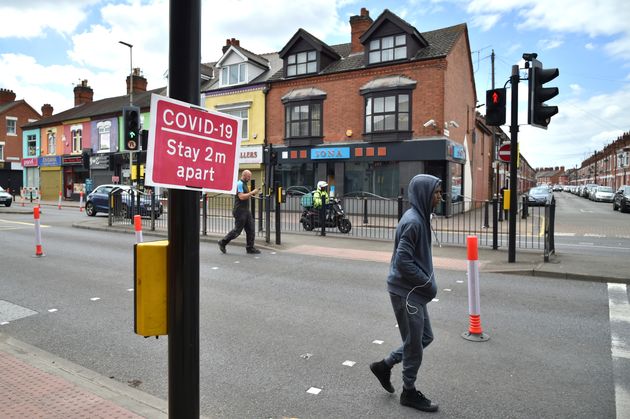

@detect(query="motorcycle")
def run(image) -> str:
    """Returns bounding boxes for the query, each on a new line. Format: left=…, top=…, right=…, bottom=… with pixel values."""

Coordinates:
left=300, top=197, right=352, bottom=233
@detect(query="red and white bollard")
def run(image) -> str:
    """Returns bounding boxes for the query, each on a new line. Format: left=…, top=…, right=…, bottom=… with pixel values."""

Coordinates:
left=20, top=188, right=25, bottom=207
left=33, top=207, right=45, bottom=257
left=462, top=235, right=489, bottom=342
left=134, top=215, right=143, bottom=244
left=58, top=191, right=62, bottom=210
left=79, top=191, right=84, bottom=212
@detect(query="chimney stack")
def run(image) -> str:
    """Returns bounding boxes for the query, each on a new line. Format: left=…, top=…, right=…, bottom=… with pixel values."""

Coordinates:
left=350, top=8, right=373, bottom=54
left=41, top=104, right=53, bottom=118
left=126, top=67, right=148, bottom=94
left=222, top=38, right=240, bottom=54
left=73, top=80, right=93, bottom=106
left=0, top=88, right=17, bottom=105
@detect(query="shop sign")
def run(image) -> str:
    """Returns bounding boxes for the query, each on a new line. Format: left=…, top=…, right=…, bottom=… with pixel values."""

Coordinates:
left=239, top=145, right=263, bottom=164
left=90, top=155, right=110, bottom=169
left=22, top=157, right=39, bottom=167
left=447, top=144, right=466, bottom=161
left=39, top=156, right=62, bottom=167
left=311, top=147, right=350, bottom=160
left=62, top=155, right=83, bottom=165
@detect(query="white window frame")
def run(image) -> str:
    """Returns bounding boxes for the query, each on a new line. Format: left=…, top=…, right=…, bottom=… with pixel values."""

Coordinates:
left=220, top=63, right=247, bottom=86
left=368, top=34, right=407, bottom=64
left=27, top=134, right=37, bottom=156
left=0, top=142, right=4, bottom=160
left=46, top=129, right=56, bottom=155
left=218, top=108, right=249, bottom=140
left=6, top=117, right=17, bottom=136
left=97, top=121, right=112, bottom=152
left=70, top=124, right=82, bottom=154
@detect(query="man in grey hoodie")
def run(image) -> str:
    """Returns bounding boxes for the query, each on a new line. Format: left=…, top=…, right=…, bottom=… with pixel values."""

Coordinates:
left=370, top=174, right=442, bottom=413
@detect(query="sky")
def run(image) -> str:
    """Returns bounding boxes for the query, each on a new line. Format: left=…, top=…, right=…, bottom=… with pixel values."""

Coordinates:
left=1, top=0, right=630, bottom=170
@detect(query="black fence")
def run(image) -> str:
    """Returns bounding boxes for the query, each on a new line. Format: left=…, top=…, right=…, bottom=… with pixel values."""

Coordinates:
left=109, top=189, right=556, bottom=254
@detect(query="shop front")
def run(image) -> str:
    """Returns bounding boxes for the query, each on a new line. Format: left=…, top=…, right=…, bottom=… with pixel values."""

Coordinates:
left=238, top=144, right=264, bottom=188
left=39, top=156, right=62, bottom=200
left=89, top=154, right=114, bottom=190
left=271, top=138, right=467, bottom=215
left=22, top=157, right=39, bottom=196
left=62, top=155, right=88, bottom=200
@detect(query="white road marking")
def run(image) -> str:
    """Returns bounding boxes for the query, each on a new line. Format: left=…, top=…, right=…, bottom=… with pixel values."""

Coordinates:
left=211, top=267, right=219, bottom=270
left=90, top=297, right=100, bottom=301
left=47, top=309, right=58, bottom=313
left=372, top=340, right=384, bottom=345
left=456, top=280, right=464, bottom=284
left=584, top=233, right=605, bottom=238
left=270, top=252, right=277, bottom=255
left=342, top=360, right=356, bottom=367
left=555, top=232, right=576, bottom=237
left=127, top=288, right=134, bottom=292
left=1, top=322, right=9, bottom=325
left=306, top=387, right=322, bottom=395
left=432, top=298, right=439, bottom=302
left=607, top=283, right=630, bottom=418
left=234, top=261, right=240, bottom=264
left=580, top=209, right=593, bottom=213
left=443, top=289, right=452, bottom=292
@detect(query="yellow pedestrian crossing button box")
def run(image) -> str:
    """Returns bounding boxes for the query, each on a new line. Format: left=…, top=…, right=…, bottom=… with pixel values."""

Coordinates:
left=134, top=240, right=168, bottom=337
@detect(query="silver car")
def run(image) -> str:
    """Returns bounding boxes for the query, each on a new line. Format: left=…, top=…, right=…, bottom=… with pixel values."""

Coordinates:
left=592, top=186, right=614, bottom=202
left=0, top=186, right=12, bottom=207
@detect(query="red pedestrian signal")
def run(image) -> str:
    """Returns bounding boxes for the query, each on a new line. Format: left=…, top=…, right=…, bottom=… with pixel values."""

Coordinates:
left=486, top=88, right=506, bottom=126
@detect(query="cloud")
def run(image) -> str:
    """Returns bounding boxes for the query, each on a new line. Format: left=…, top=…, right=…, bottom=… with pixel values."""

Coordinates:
left=470, top=14, right=501, bottom=32
left=585, top=42, right=595, bottom=50
left=569, top=84, right=582, bottom=94
left=538, top=38, right=563, bottom=50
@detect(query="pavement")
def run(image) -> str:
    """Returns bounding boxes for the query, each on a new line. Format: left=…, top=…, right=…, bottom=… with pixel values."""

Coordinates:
left=1, top=198, right=628, bottom=418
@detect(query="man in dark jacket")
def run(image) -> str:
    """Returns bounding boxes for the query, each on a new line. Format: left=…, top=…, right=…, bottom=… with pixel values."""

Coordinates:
left=218, top=169, right=261, bottom=254
left=370, top=174, right=442, bottom=413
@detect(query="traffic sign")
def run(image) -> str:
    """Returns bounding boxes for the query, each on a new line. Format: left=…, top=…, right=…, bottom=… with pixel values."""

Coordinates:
left=498, top=143, right=511, bottom=163
left=145, top=94, right=242, bottom=193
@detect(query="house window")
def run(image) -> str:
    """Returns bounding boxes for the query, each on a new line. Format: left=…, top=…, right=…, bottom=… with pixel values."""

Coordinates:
left=46, top=129, right=56, bottom=155
left=0, top=142, right=4, bottom=160
left=285, top=102, right=322, bottom=138
left=368, top=34, right=406, bottom=64
left=6, top=117, right=17, bottom=135
left=71, top=125, right=82, bottom=154
left=218, top=108, right=248, bottom=139
left=365, top=93, right=410, bottom=133
left=287, top=51, right=317, bottom=77
left=97, top=121, right=111, bottom=152
left=27, top=134, right=37, bottom=156
left=221, top=63, right=247, bottom=86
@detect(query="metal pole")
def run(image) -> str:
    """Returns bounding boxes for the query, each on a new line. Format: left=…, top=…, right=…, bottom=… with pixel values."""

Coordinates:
left=168, top=1, right=200, bottom=417
left=508, top=64, right=519, bottom=263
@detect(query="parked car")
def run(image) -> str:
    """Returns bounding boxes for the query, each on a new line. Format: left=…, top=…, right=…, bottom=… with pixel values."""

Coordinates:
left=85, top=184, right=162, bottom=217
left=613, top=185, right=630, bottom=213
left=527, top=186, right=554, bottom=206
left=592, top=186, right=614, bottom=202
left=0, top=186, right=12, bottom=207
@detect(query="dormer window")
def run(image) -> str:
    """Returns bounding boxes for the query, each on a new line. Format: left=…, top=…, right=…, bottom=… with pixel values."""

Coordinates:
left=368, top=34, right=406, bottom=64
left=221, top=63, right=247, bottom=86
left=287, top=51, right=317, bottom=76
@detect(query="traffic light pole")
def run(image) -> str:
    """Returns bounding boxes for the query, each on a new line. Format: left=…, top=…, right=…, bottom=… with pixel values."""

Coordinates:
left=168, top=1, right=201, bottom=417
left=508, top=65, right=519, bottom=263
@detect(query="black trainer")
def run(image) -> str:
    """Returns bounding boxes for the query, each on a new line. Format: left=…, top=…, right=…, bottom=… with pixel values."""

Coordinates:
left=369, top=360, right=395, bottom=393
left=246, top=247, right=261, bottom=254
left=400, top=388, right=438, bottom=412
left=218, top=240, right=226, bottom=254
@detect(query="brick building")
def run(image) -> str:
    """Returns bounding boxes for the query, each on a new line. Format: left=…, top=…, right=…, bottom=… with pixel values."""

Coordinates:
left=0, top=89, right=41, bottom=193
left=265, top=8, right=481, bottom=213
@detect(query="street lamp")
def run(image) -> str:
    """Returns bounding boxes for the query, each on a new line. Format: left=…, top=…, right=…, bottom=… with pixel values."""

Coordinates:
left=119, top=41, right=133, bottom=105
left=119, top=41, right=133, bottom=186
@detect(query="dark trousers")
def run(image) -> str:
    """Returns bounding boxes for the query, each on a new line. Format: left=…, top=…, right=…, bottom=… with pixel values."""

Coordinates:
left=384, top=293, right=434, bottom=390
left=221, top=209, right=255, bottom=249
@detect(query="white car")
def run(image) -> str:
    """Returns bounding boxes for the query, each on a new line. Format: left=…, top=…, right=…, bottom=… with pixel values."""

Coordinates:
left=593, top=186, right=614, bottom=202
left=0, top=186, right=12, bottom=207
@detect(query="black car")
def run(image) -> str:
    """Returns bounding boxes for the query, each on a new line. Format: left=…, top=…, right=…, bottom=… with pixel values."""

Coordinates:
left=613, top=185, right=630, bottom=213
left=85, top=184, right=162, bottom=217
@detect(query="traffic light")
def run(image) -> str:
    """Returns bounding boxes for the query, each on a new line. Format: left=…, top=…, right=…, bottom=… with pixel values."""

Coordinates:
left=81, top=148, right=92, bottom=169
left=123, top=106, right=141, bottom=150
left=528, top=59, right=559, bottom=129
left=485, top=88, right=506, bottom=126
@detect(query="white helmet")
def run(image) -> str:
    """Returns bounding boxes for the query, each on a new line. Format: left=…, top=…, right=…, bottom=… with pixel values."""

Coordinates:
left=317, top=181, right=328, bottom=189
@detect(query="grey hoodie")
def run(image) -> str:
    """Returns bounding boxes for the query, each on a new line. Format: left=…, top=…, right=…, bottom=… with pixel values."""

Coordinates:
left=387, top=174, right=441, bottom=306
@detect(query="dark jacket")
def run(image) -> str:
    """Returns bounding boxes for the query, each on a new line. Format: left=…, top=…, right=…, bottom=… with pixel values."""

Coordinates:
left=387, top=174, right=441, bottom=306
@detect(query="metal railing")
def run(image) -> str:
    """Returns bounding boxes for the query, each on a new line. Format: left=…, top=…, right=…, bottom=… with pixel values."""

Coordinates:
left=110, top=190, right=556, bottom=254
left=108, top=188, right=165, bottom=230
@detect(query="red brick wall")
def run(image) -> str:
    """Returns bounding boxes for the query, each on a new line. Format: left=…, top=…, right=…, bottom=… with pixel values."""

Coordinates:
left=0, top=102, right=41, bottom=161
left=266, top=59, right=448, bottom=144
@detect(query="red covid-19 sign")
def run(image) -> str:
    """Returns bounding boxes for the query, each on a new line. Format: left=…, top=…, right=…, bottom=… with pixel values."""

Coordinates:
left=145, top=94, right=242, bottom=193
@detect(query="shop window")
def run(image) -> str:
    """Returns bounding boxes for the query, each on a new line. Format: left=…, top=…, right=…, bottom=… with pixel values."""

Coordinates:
left=275, top=163, right=316, bottom=191
left=368, top=34, right=406, bottom=64
left=6, top=117, right=17, bottom=135
left=27, top=134, right=37, bottom=156
left=286, top=51, right=317, bottom=77
left=344, top=161, right=399, bottom=198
